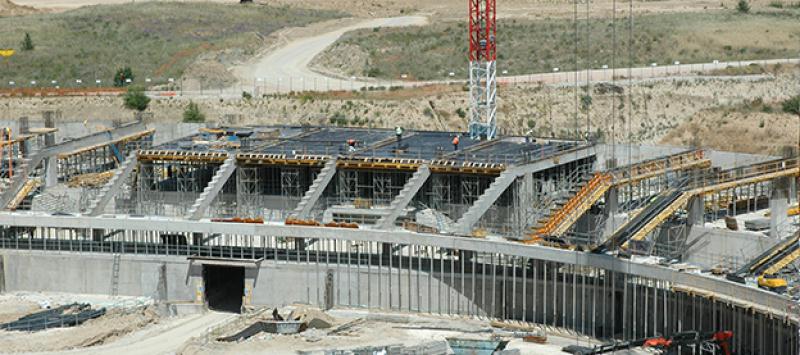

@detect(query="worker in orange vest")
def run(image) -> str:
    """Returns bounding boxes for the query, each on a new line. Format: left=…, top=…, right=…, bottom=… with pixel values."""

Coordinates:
left=452, top=135, right=460, bottom=151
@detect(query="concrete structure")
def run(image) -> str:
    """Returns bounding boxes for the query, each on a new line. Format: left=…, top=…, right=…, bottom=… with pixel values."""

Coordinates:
left=2, top=122, right=800, bottom=354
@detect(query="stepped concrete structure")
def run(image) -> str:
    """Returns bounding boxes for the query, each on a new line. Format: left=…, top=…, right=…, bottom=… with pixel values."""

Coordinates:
left=1, top=121, right=799, bottom=354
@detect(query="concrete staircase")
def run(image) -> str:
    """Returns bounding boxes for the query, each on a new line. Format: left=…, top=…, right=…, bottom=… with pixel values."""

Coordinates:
left=376, top=165, right=431, bottom=230
left=87, top=153, right=138, bottom=216
left=0, top=121, right=148, bottom=208
left=293, top=158, right=337, bottom=220
left=450, top=169, right=519, bottom=235
left=186, top=154, right=237, bottom=220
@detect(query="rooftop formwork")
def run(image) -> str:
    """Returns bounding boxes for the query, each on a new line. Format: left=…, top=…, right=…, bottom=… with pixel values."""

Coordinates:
left=126, top=125, right=595, bottom=237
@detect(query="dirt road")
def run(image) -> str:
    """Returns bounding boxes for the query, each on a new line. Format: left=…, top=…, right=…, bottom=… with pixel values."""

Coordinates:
left=26, top=311, right=235, bottom=355
left=232, top=16, right=428, bottom=94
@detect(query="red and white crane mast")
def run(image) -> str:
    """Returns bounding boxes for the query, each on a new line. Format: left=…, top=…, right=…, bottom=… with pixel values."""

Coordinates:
left=467, top=0, right=497, bottom=140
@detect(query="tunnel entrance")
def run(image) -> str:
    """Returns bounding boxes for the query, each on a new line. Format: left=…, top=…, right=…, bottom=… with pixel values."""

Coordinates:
left=203, top=265, right=244, bottom=313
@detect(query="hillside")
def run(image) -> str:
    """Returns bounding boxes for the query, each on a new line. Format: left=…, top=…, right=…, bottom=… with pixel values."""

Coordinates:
left=0, top=2, right=344, bottom=87
left=0, top=0, right=38, bottom=17
left=313, top=9, right=800, bottom=80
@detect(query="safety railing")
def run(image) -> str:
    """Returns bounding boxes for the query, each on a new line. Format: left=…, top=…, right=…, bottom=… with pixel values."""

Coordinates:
left=533, top=172, right=612, bottom=237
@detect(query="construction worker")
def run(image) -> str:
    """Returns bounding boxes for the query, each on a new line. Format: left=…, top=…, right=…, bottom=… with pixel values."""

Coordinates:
left=395, top=126, right=404, bottom=143
left=347, top=138, right=357, bottom=152
left=452, top=135, right=460, bottom=151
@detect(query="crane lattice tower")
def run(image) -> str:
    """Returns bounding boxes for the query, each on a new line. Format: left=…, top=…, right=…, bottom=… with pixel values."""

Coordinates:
left=468, top=0, right=497, bottom=140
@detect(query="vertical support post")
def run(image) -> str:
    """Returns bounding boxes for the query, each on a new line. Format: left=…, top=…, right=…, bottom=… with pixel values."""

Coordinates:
left=770, top=176, right=790, bottom=238
left=0, top=254, right=5, bottom=294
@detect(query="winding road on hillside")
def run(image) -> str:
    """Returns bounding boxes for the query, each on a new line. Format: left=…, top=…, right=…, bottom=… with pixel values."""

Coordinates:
left=232, top=16, right=429, bottom=94
left=229, top=13, right=798, bottom=96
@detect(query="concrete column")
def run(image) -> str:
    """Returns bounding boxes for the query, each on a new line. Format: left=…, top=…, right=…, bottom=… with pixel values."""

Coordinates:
left=45, top=156, right=57, bottom=187
left=604, top=187, right=619, bottom=216
left=43, top=111, right=55, bottom=147
left=0, top=255, right=5, bottom=294
left=91, top=228, right=104, bottom=242
left=294, top=238, right=306, bottom=251
left=687, top=195, right=704, bottom=226
left=770, top=177, right=790, bottom=238
left=192, top=233, right=203, bottom=246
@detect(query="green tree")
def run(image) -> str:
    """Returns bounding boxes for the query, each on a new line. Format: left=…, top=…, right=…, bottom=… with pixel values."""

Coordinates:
left=183, top=101, right=206, bottom=123
left=783, top=95, right=800, bottom=115
left=21, top=33, right=34, bottom=51
left=113, top=67, right=135, bottom=87
left=122, top=86, right=150, bottom=112
left=737, top=0, right=751, bottom=13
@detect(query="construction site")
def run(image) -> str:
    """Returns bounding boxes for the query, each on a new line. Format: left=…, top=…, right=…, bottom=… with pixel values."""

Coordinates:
left=1, top=0, right=800, bottom=354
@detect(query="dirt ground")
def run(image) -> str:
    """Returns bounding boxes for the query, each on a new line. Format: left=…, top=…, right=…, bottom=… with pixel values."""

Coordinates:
left=179, top=307, right=641, bottom=355
left=0, top=292, right=158, bottom=353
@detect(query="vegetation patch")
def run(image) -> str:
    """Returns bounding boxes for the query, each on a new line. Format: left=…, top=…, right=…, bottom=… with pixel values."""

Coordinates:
left=0, top=2, right=344, bottom=85
left=322, top=10, right=800, bottom=80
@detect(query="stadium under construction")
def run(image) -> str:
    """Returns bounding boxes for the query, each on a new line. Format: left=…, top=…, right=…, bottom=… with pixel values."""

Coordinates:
left=1, top=114, right=800, bottom=354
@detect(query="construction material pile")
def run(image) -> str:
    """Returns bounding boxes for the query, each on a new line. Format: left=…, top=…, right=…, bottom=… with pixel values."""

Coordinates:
left=66, top=171, right=114, bottom=188
left=0, top=303, right=106, bottom=332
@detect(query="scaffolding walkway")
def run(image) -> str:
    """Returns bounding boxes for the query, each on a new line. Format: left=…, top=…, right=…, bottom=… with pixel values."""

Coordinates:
left=528, top=150, right=707, bottom=243
left=533, top=172, right=612, bottom=238
left=7, top=178, right=41, bottom=210
left=728, top=231, right=800, bottom=282
left=595, top=158, right=800, bottom=253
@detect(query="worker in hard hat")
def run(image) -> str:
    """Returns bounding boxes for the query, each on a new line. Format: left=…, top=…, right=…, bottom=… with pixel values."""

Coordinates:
left=452, top=135, right=460, bottom=151
left=395, top=126, right=404, bottom=143
left=347, top=138, right=357, bottom=152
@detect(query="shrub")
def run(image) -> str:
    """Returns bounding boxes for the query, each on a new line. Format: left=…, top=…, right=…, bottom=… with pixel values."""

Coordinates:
left=183, top=101, right=205, bottom=122
left=328, top=112, right=347, bottom=126
left=113, top=67, right=135, bottom=87
left=122, top=86, right=150, bottom=112
left=783, top=95, right=800, bottom=115
left=737, top=0, right=750, bottom=13
left=21, top=33, right=34, bottom=51
left=241, top=91, right=252, bottom=100
left=455, top=107, right=467, bottom=119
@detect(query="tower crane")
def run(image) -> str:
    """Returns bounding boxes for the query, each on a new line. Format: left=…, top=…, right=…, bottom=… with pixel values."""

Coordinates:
left=467, top=0, right=498, bottom=140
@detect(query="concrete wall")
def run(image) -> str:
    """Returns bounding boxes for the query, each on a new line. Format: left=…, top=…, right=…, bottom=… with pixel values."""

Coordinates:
left=0, top=250, right=479, bottom=313
left=1, top=251, right=192, bottom=302
left=684, top=226, right=778, bottom=269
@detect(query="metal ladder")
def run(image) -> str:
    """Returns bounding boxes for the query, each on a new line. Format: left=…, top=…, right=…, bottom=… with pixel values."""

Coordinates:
left=110, top=254, right=121, bottom=297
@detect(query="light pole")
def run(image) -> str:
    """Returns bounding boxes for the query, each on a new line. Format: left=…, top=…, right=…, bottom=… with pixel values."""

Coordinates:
left=601, top=65, right=608, bottom=81
left=651, top=62, right=657, bottom=78
left=552, top=67, right=559, bottom=83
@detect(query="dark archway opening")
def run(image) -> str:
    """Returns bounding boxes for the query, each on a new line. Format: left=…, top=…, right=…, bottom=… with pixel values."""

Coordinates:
left=203, top=265, right=244, bottom=313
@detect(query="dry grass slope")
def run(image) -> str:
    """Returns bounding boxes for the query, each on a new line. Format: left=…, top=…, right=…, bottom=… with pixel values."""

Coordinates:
left=0, top=2, right=344, bottom=86
left=315, top=9, right=800, bottom=80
